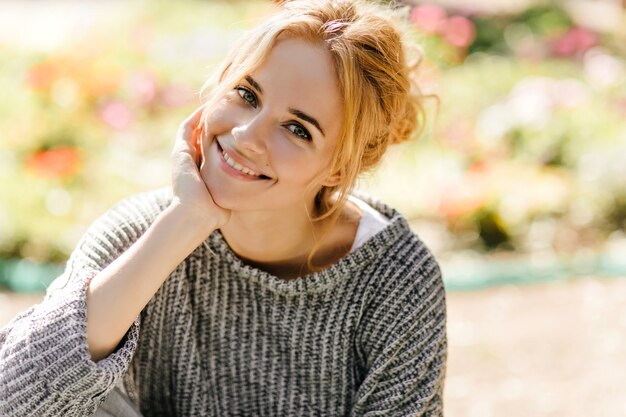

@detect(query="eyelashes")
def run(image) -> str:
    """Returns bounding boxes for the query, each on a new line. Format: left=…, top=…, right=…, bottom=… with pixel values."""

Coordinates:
left=235, top=86, right=257, bottom=107
left=285, top=124, right=311, bottom=140
left=234, top=86, right=312, bottom=141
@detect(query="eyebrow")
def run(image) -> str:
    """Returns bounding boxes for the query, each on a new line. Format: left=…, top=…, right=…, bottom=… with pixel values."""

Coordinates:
left=245, top=76, right=263, bottom=94
left=245, top=75, right=326, bottom=137
left=288, top=108, right=325, bottom=137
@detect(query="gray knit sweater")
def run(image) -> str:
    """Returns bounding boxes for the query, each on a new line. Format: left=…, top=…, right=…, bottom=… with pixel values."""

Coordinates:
left=0, top=187, right=447, bottom=417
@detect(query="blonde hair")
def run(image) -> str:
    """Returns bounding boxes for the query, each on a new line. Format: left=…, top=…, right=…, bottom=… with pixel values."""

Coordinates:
left=199, top=0, right=428, bottom=270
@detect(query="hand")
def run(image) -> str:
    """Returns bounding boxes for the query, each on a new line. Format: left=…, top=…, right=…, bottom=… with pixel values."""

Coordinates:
left=170, top=105, right=231, bottom=232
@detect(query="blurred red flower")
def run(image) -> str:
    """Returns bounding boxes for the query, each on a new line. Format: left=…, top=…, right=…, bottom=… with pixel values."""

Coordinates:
left=25, top=147, right=81, bottom=179
left=24, top=60, right=61, bottom=92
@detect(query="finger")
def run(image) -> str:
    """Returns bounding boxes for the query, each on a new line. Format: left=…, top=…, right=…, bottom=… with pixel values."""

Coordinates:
left=180, top=104, right=207, bottom=137
left=184, top=102, right=207, bottom=123
left=174, top=105, right=207, bottom=154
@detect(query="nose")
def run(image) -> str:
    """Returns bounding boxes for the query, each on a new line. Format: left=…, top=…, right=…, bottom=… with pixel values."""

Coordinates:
left=232, top=112, right=268, bottom=154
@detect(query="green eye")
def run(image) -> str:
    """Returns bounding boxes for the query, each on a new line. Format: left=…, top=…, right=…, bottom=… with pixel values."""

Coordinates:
left=235, top=86, right=257, bottom=107
left=287, top=123, right=312, bottom=141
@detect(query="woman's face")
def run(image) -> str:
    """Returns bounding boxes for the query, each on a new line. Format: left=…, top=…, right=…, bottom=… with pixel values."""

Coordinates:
left=198, top=37, right=344, bottom=215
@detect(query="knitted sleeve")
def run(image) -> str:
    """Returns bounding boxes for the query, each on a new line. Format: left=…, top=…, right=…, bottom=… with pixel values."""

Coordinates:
left=351, top=243, right=447, bottom=417
left=0, top=189, right=170, bottom=417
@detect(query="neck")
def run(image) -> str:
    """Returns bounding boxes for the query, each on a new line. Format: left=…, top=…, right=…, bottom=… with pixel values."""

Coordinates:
left=220, top=205, right=319, bottom=266
left=219, top=202, right=361, bottom=280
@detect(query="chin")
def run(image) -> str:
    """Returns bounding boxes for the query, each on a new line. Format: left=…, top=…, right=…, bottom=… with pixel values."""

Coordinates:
left=204, top=172, right=269, bottom=212
left=212, top=192, right=241, bottom=211
left=202, top=172, right=237, bottom=209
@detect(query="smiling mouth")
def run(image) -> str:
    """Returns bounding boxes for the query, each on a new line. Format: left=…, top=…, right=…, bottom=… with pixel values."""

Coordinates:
left=216, top=141, right=271, bottom=180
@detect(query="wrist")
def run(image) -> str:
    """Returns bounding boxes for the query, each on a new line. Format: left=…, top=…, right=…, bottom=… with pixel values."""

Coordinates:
left=161, top=201, right=217, bottom=244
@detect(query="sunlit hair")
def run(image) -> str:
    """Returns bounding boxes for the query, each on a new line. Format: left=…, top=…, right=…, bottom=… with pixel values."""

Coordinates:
left=199, top=0, right=429, bottom=270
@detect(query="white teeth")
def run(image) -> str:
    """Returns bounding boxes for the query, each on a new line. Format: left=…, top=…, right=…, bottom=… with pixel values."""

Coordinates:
left=222, top=149, right=260, bottom=177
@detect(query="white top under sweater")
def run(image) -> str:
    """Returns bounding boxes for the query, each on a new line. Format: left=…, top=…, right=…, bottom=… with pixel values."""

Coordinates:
left=349, top=195, right=391, bottom=253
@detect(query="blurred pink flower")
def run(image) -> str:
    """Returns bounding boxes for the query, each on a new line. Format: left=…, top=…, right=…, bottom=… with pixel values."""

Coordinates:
left=410, top=4, right=447, bottom=34
left=552, top=27, right=598, bottom=58
left=100, top=101, right=133, bottom=130
left=442, top=16, right=476, bottom=48
left=161, top=83, right=194, bottom=108
left=129, top=71, right=158, bottom=106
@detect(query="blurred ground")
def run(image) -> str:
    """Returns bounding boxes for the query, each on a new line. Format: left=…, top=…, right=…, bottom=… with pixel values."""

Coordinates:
left=2, top=276, right=625, bottom=416
left=445, top=277, right=626, bottom=417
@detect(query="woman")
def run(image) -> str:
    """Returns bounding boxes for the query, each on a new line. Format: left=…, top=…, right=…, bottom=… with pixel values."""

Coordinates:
left=0, top=0, right=447, bottom=416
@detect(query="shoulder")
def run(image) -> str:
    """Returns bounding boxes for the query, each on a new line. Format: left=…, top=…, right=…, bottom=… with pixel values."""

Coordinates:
left=354, top=213, right=447, bottom=365
left=352, top=192, right=445, bottom=314
left=352, top=191, right=442, bottom=286
left=374, top=227, right=444, bottom=305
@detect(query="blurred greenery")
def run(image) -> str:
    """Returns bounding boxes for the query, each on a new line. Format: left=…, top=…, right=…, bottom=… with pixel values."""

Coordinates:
left=0, top=0, right=625, bottom=288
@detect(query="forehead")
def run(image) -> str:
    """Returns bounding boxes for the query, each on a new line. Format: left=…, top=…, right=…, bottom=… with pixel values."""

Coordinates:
left=250, top=37, right=343, bottom=139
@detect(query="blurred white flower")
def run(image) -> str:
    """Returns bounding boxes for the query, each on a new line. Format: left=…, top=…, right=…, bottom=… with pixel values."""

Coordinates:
left=507, top=77, right=553, bottom=128
left=476, top=77, right=566, bottom=144
left=475, top=103, right=513, bottom=144
left=0, top=151, right=17, bottom=177
left=584, top=47, right=626, bottom=89
left=45, top=188, right=72, bottom=217
left=528, top=218, right=557, bottom=251
left=565, top=0, right=622, bottom=34
left=550, top=78, right=590, bottom=108
left=578, top=146, right=626, bottom=187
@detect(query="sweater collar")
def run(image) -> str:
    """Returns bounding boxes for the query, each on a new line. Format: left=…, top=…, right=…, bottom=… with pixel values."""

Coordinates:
left=203, top=193, right=413, bottom=296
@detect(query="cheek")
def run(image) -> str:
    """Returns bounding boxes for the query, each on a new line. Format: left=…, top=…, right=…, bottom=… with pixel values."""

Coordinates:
left=273, top=139, right=334, bottom=178
left=202, top=99, right=239, bottom=135
left=273, top=152, right=328, bottom=189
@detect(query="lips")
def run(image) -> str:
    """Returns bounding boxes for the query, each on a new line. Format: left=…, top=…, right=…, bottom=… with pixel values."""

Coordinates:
left=215, top=139, right=271, bottom=180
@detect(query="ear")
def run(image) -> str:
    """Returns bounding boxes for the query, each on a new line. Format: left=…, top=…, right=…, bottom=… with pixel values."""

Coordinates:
left=320, top=172, right=342, bottom=187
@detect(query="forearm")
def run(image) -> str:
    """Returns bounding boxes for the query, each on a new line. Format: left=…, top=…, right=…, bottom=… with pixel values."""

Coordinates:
left=86, top=203, right=212, bottom=362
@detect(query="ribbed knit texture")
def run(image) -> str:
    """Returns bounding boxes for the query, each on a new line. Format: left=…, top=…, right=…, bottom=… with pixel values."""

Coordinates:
left=0, top=187, right=447, bottom=417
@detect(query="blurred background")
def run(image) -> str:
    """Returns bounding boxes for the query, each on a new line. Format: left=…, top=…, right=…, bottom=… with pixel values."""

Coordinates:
left=0, top=0, right=625, bottom=415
